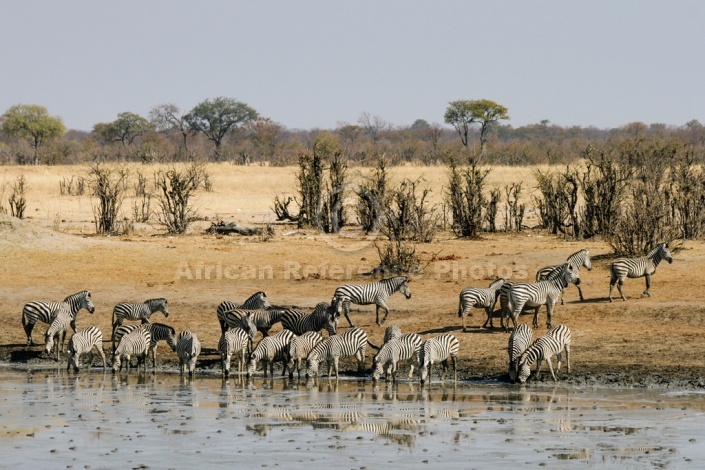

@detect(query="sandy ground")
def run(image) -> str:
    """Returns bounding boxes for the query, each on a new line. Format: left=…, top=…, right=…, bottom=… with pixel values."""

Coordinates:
left=1, top=209, right=703, bottom=389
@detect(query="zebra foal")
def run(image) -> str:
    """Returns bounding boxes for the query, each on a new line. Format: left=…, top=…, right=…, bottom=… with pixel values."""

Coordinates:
left=112, top=327, right=151, bottom=373
left=334, top=275, right=411, bottom=327
left=507, top=324, right=533, bottom=383
left=518, top=324, right=572, bottom=383
left=306, top=327, right=368, bottom=379
left=67, top=326, right=107, bottom=372
left=247, top=329, right=295, bottom=378
left=371, top=333, right=422, bottom=383
left=176, top=330, right=201, bottom=377
left=111, top=298, right=169, bottom=348
left=216, top=291, right=270, bottom=334
left=419, top=334, right=460, bottom=385
left=286, top=331, right=324, bottom=380
left=609, top=242, right=673, bottom=302
left=458, top=278, right=505, bottom=331
left=536, top=249, right=592, bottom=303
left=22, top=290, right=95, bottom=346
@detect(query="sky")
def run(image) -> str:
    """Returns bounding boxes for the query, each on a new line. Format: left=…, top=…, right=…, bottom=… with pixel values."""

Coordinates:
left=1, top=1, right=704, bottom=132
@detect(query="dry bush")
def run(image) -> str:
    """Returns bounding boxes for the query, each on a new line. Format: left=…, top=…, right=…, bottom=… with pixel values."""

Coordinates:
left=355, top=158, right=390, bottom=233
left=533, top=167, right=579, bottom=238
left=88, top=164, right=128, bottom=234
left=154, top=163, right=205, bottom=234
left=8, top=175, right=28, bottom=219
left=503, top=182, right=525, bottom=232
left=446, top=157, right=490, bottom=238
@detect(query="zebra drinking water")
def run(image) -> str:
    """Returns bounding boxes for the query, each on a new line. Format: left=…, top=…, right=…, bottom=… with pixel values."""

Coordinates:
left=22, top=290, right=95, bottom=346
left=216, top=291, right=270, bottom=334
left=458, top=278, right=506, bottom=331
left=219, top=326, right=257, bottom=377
left=367, top=325, right=402, bottom=351
left=281, top=299, right=342, bottom=336
left=112, top=327, right=151, bottom=373
left=609, top=242, right=673, bottom=302
left=111, top=298, right=169, bottom=348
left=536, top=248, right=592, bottom=303
left=247, top=329, right=295, bottom=378
left=419, top=334, right=460, bottom=385
left=44, top=305, right=75, bottom=361
left=112, top=323, right=177, bottom=367
left=507, top=323, right=533, bottom=383
left=334, top=275, right=411, bottom=327
left=371, top=333, right=422, bottom=383
left=518, top=324, right=572, bottom=383
left=286, top=331, right=324, bottom=380
left=306, top=327, right=368, bottom=379
left=176, top=330, right=201, bottom=377
left=67, top=326, right=107, bottom=372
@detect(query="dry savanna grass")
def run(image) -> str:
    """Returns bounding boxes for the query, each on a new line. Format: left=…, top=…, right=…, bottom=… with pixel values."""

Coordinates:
left=0, top=163, right=703, bottom=387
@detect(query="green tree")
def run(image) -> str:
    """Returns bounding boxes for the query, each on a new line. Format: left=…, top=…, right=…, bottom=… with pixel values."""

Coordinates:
left=185, top=97, right=258, bottom=159
left=93, top=112, right=152, bottom=147
left=444, top=99, right=509, bottom=157
left=1, top=104, right=66, bottom=164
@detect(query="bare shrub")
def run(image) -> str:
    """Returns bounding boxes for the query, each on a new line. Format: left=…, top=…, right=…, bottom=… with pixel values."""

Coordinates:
left=381, top=178, right=439, bottom=244
left=355, top=157, right=390, bottom=233
left=88, top=164, right=128, bottom=235
left=665, top=148, right=705, bottom=239
left=446, top=157, right=490, bottom=238
left=485, top=187, right=500, bottom=232
left=533, top=167, right=579, bottom=238
left=59, top=176, right=85, bottom=196
left=504, top=182, right=525, bottom=232
left=8, top=175, right=28, bottom=219
left=155, top=163, right=204, bottom=234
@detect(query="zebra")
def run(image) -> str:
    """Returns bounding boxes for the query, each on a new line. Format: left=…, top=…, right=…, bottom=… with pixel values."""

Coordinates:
left=216, top=291, right=270, bottom=334
left=458, top=278, right=506, bottom=331
left=67, top=326, right=107, bottom=372
left=176, top=330, right=201, bottom=377
left=246, top=329, right=295, bottom=378
left=518, top=324, right=572, bottom=383
left=286, top=331, right=324, bottom=380
left=22, top=290, right=95, bottom=346
left=371, top=333, right=422, bottom=383
left=609, top=242, right=673, bottom=302
left=281, top=298, right=342, bottom=336
left=367, top=325, right=402, bottom=351
left=334, top=275, right=412, bottom=327
left=111, top=298, right=169, bottom=347
left=419, top=334, right=460, bottom=385
left=112, top=327, right=151, bottom=373
left=507, top=323, right=533, bottom=384
left=112, top=323, right=177, bottom=367
left=536, top=248, right=592, bottom=303
left=219, top=307, right=285, bottom=338
left=219, top=326, right=257, bottom=377
left=505, top=263, right=578, bottom=330
left=306, top=327, right=368, bottom=379
left=44, top=306, right=75, bottom=361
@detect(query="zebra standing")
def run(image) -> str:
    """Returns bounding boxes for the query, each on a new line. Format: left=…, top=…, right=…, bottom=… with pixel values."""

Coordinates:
left=609, top=242, right=673, bottom=302
left=281, top=299, right=342, bottom=336
left=306, top=327, right=368, bottom=379
left=536, top=248, right=592, bottom=303
left=22, top=290, right=95, bottom=346
left=518, top=324, right=572, bottom=383
left=505, top=263, right=578, bottom=330
left=112, top=327, right=151, bottom=373
left=219, top=307, right=285, bottom=338
left=219, top=325, right=257, bottom=377
left=111, top=298, right=169, bottom=347
left=507, top=324, right=533, bottom=384
left=176, top=330, right=201, bottom=377
left=246, top=329, right=295, bottom=378
left=67, top=326, right=107, bottom=372
left=419, top=334, right=460, bottom=385
left=44, top=306, right=76, bottom=362
left=458, top=278, right=506, bottom=331
left=367, top=325, right=402, bottom=351
left=371, top=333, right=422, bottom=383
left=334, top=275, right=412, bottom=327
left=286, top=331, right=324, bottom=380
left=112, top=323, right=177, bottom=367
left=216, top=291, right=270, bottom=334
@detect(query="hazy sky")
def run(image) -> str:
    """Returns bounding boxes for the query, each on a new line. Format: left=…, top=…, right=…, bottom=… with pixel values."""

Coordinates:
left=1, top=1, right=704, bottom=132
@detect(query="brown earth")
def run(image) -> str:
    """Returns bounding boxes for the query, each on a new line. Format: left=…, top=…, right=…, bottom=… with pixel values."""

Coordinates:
left=1, top=213, right=704, bottom=389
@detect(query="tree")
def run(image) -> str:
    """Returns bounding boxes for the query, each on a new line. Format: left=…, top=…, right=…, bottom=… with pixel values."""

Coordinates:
left=149, top=103, right=190, bottom=152
left=444, top=99, right=509, bottom=157
left=184, top=97, right=258, bottom=159
left=1, top=104, right=65, bottom=164
left=358, top=112, right=390, bottom=144
left=93, top=112, right=152, bottom=147
left=247, top=117, right=285, bottom=161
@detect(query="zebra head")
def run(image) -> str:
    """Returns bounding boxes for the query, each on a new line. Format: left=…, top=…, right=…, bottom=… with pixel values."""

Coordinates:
left=558, top=263, right=579, bottom=288
left=330, top=295, right=344, bottom=319
left=517, top=361, right=531, bottom=384
left=164, top=325, right=177, bottom=352
left=305, top=355, right=320, bottom=378
left=246, top=351, right=259, bottom=378
left=371, top=355, right=385, bottom=382
left=67, top=343, right=81, bottom=373
left=111, top=352, right=122, bottom=373
left=65, top=291, right=95, bottom=314
left=659, top=242, right=673, bottom=264
left=44, top=333, right=55, bottom=355
left=581, top=249, right=593, bottom=271
left=419, top=347, right=430, bottom=384
left=242, top=312, right=257, bottom=340
left=244, top=291, right=270, bottom=309
left=398, top=277, right=412, bottom=299
left=148, top=298, right=169, bottom=317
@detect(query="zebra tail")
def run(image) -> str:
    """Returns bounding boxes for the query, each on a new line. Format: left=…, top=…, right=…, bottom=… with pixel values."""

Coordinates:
left=457, top=298, right=462, bottom=318
left=367, top=340, right=381, bottom=351
left=506, top=285, right=514, bottom=318
left=21, top=310, right=27, bottom=327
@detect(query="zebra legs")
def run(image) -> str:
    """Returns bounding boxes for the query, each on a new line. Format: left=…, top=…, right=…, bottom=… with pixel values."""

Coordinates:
left=375, top=303, right=390, bottom=326
left=609, top=274, right=627, bottom=302
left=482, top=307, right=495, bottom=329
left=642, top=274, right=652, bottom=297
left=23, top=322, right=35, bottom=346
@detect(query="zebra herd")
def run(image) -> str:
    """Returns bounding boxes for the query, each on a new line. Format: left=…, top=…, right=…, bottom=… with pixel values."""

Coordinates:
left=17, top=243, right=673, bottom=384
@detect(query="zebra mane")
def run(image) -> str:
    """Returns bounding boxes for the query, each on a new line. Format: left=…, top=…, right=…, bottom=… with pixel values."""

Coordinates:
left=63, top=290, right=90, bottom=303
left=488, top=278, right=506, bottom=290
left=146, top=298, right=167, bottom=309
left=647, top=242, right=667, bottom=258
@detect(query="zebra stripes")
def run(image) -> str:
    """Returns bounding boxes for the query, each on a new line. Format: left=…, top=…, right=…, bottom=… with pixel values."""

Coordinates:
left=306, top=327, right=368, bottom=379
left=219, top=327, right=255, bottom=377
left=247, top=329, right=295, bottom=378
left=112, top=323, right=177, bottom=367
left=111, top=298, right=169, bottom=345
left=609, top=242, right=673, bottom=302
left=216, top=291, right=270, bottom=334
left=536, top=248, right=592, bottom=303
left=367, top=325, right=402, bottom=351
left=281, top=299, right=341, bottom=336
left=507, top=324, right=533, bottom=384
left=22, top=290, right=95, bottom=346
left=334, top=276, right=411, bottom=327
left=458, top=278, right=506, bottom=331
left=112, top=326, right=151, bottom=373
left=518, top=324, right=572, bottom=383
left=372, top=333, right=422, bottom=382
left=419, top=334, right=460, bottom=385
left=219, top=307, right=285, bottom=338
left=176, top=330, right=201, bottom=377
left=67, top=326, right=107, bottom=372
left=286, top=331, right=324, bottom=380
left=44, top=306, right=75, bottom=361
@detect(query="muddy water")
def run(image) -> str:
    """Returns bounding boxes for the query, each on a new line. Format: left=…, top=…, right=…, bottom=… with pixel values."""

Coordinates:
left=1, top=367, right=704, bottom=468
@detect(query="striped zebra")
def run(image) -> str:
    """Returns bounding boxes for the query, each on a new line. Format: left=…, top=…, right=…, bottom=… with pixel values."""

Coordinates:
left=306, top=327, right=368, bottom=379
left=112, top=323, right=177, bottom=367
left=458, top=278, right=506, bottom=331
left=111, top=298, right=169, bottom=346
left=609, top=242, right=673, bottom=302
left=367, top=325, right=402, bottom=351
left=219, top=307, right=285, bottom=338
left=536, top=248, right=592, bottom=303
left=497, top=280, right=540, bottom=331
left=44, top=306, right=75, bottom=361
left=112, top=327, right=151, bottom=373
left=246, top=329, right=295, bottom=378
left=219, top=325, right=257, bottom=377
left=505, top=263, right=578, bottom=330
left=286, top=331, right=324, bottom=380
left=419, top=334, right=460, bottom=385
left=67, top=326, right=107, bottom=372
left=371, top=333, right=422, bottom=383
left=21, top=290, right=95, bottom=346
left=518, top=324, right=572, bottom=383
left=507, top=323, right=533, bottom=384
left=176, top=330, right=201, bottom=377
left=334, top=275, right=412, bottom=327
left=281, top=299, right=342, bottom=336
left=216, top=291, right=270, bottom=334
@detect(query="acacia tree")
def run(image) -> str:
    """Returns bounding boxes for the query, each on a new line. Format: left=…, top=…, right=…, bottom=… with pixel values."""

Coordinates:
left=444, top=99, right=509, bottom=158
left=149, top=103, right=190, bottom=153
left=93, top=112, right=152, bottom=148
left=1, top=104, right=66, bottom=164
left=185, top=97, right=258, bottom=160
